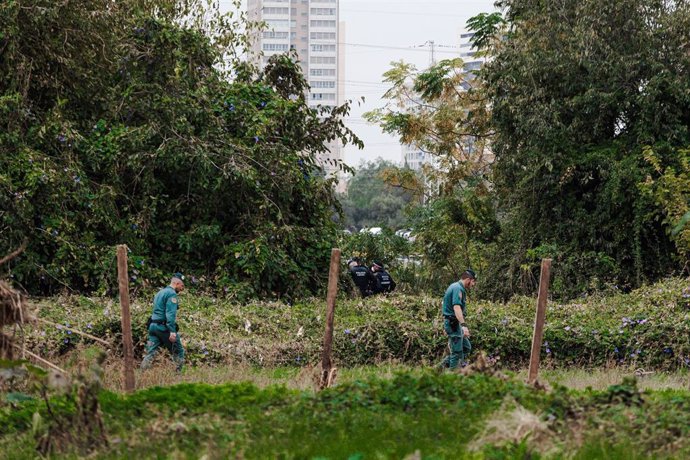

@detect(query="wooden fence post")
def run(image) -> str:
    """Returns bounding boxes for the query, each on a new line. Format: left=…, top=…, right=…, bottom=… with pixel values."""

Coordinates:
left=320, top=248, right=341, bottom=389
left=116, top=245, right=136, bottom=392
left=527, top=258, right=552, bottom=385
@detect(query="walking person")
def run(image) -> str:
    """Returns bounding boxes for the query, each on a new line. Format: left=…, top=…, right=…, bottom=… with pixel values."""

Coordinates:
left=440, top=269, right=477, bottom=369
left=141, top=273, right=186, bottom=372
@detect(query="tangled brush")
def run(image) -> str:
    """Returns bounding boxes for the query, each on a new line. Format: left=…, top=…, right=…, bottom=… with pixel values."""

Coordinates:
left=0, top=240, right=34, bottom=358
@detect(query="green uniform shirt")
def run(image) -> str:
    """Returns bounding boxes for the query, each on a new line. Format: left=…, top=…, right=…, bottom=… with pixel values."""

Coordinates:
left=442, top=281, right=467, bottom=318
left=151, top=286, right=179, bottom=332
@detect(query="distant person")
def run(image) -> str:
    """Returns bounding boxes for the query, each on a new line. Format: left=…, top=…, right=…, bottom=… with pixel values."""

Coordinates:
left=440, top=269, right=477, bottom=369
left=348, top=257, right=375, bottom=298
left=371, top=261, right=396, bottom=295
left=141, top=273, right=185, bottom=372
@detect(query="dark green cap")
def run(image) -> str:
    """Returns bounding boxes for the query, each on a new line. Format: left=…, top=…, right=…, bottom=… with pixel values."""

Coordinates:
left=463, top=269, right=477, bottom=280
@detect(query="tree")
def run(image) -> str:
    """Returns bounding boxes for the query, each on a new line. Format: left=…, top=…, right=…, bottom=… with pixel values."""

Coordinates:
left=363, top=54, right=499, bottom=287
left=478, top=0, right=690, bottom=297
left=364, top=58, right=493, bottom=199
left=340, top=159, right=416, bottom=231
left=0, top=0, right=361, bottom=298
left=640, top=146, right=690, bottom=267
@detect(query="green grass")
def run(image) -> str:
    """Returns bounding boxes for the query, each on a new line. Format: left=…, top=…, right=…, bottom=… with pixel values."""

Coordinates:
left=4, top=278, right=690, bottom=458
left=3, top=369, right=690, bottom=459
left=96, top=359, right=690, bottom=394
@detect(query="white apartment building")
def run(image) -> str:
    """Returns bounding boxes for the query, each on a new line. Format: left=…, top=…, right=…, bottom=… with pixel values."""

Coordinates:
left=247, top=0, right=345, bottom=178
left=458, top=31, right=487, bottom=81
left=402, top=143, right=426, bottom=171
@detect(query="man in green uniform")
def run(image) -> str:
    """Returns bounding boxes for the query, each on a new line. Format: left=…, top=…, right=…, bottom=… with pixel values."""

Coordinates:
left=141, top=273, right=185, bottom=372
left=440, top=269, right=477, bottom=369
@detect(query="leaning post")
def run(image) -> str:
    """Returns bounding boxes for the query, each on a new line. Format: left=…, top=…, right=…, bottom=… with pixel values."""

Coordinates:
left=320, top=248, right=341, bottom=389
left=527, top=258, right=552, bottom=385
left=117, top=245, right=136, bottom=392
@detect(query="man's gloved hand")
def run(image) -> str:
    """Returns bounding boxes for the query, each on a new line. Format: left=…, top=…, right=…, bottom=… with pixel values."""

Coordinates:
left=169, top=332, right=177, bottom=342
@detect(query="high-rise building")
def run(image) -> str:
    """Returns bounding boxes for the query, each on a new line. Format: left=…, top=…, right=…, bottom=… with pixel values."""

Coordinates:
left=458, top=31, right=489, bottom=81
left=247, top=0, right=344, bottom=178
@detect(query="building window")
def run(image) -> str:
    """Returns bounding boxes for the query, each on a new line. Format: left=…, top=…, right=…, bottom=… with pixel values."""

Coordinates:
left=263, top=43, right=289, bottom=52
left=309, top=68, right=336, bottom=76
left=265, top=19, right=295, bottom=28
left=310, top=8, right=336, bottom=15
left=263, top=31, right=289, bottom=39
left=310, top=32, right=336, bottom=40
left=311, top=93, right=336, bottom=100
left=262, top=7, right=289, bottom=15
left=311, top=80, right=336, bottom=88
left=311, top=44, right=336, bottom=52
left=310, top=20, right=336, bottom=28
left=311, top=56, right=336, bottom=64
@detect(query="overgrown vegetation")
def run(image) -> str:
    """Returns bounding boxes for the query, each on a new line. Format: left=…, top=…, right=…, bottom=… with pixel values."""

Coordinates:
left=339, top=159, right=418, bottom=232
left=479, top=0, right=690, bottom=299
left=0, top=0, right=361, bottom=299
left=19, top=277, right=690, bottom=371
left=366, top=0, right=690, bottom=301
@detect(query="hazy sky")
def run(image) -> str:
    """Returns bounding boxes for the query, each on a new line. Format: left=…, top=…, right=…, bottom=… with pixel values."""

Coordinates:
left=224, top=0, right=497, bottom=167
left=339, top=0, right=496, bottom=167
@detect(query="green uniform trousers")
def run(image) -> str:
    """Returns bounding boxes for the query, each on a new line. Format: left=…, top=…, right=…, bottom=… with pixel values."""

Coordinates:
left=441, top=318, right=471, bottom=369
left=141, top=326, right=185, bottom=372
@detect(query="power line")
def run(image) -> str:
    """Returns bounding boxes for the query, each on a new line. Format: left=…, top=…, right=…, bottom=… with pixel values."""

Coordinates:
left=338, top=79, right=390, bottom=86
left=340, top=8, right=477, bottom=19
left=340, top=42, right=462, bottom=54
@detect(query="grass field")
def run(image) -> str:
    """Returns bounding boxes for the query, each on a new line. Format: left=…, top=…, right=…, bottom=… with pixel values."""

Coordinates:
left=2, top=278, right=690, bottom=458
left=98, top=359, right=690, bottom=393
left=3, top=360, right=690, bottom=459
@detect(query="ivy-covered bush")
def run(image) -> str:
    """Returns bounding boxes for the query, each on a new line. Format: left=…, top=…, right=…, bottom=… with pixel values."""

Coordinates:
left=28, top=277, right=690, bottom=370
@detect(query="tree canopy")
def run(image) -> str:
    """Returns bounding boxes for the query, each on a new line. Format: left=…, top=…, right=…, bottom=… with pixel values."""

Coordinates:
left=479, top=0, right=690, bottom=297
left=0, top=0, right=361, bottom=298
left=340, top=159, right=416, bottom=231
left=368, top=0, right=689, bottom=299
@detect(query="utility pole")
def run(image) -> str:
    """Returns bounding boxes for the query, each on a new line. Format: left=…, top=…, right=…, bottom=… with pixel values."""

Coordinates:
left=429, top=40, right=436, bottom=65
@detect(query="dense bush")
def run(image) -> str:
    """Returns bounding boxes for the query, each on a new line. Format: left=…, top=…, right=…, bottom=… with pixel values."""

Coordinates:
left=480, top=0, right=690, bottom=299
left=0, top=1, right=361, bottom=298
left=367, top=1, right=690, bottom=301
